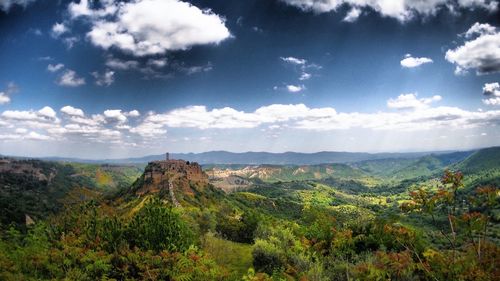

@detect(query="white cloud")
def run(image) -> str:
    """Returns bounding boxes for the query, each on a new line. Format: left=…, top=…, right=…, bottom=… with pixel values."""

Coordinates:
left=47, top=63, right=64, bottom=72
left=281, top=56, right=307, bottom=65
left=126, top=110, right=140, bottom=117
left=104, top=109, right=127, bottom=123
left=299, top=72, right=312, bottom=80
left=61, top=105, right=84, bottom=117
left=2, top=110, right=39, bottom=121
left=57, top=69, right=86, bottom=87
left=91, top=69, right=115, bottom=86
left=400, top=54, right=433, bottom=68
left=105, top=57, right=139, bottom=70
left=77, top=0, right=231, bottom=56
left=2, top=107, right=58, bottom=123
left=446, top=22, right=500, bottom=75
left=51, top=22, right=69, bottom=38
left=0, top=93, right=10, bottom=105
left=483, top=98, right=500, bottom=105
left=387, top=93, right=442, bottom=109
left=38, top=106, right=57, bottom=118
left=148, top=58, right=167, bottom=68
left=286, top=84, right=306, bottom=93
left=0, top=0, right=36, bottom=12
left=458, top=0, right=499, bottom=11
left=465, top=22, right=497, bottom=38
left=63, top=36, right=79, bottom=49
left=483, top=82, right=500, bottom=105
left=2, top=97, right=500, bottom=150
left=280, top=0, right=498, bottom=22
left=279, top=56, right=319, bottom=85
left=343, top=7, right=361, bottom=22
left=129, top=121, right=167, bottom=137
left=129, top=100, right=499, bottom=133
left=25, top=131, right=51, bottom=140
left=68, top=0, right=117, bottom=19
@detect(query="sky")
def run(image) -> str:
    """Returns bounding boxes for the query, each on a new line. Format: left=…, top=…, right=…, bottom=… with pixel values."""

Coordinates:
left=0, top=0, right=499, bottom=159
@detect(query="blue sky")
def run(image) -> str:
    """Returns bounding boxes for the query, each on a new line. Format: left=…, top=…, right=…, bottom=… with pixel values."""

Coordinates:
left=0, top=0, right=499, bottom=158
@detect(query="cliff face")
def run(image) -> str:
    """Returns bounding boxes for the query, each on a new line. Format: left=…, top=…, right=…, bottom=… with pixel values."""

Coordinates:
left=135, top=160, right=209, bottom=197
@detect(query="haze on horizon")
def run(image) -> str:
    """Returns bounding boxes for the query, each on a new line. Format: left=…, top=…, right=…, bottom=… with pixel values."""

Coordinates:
left=1, top=0, right=500, bottom=159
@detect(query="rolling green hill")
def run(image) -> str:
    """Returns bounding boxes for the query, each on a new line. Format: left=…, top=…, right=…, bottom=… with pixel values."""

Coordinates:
left=0, top=158, right=142, bottom=226
left=352, top=151, right=473, bottom=180
left=453, top=146, right=500, bottom=172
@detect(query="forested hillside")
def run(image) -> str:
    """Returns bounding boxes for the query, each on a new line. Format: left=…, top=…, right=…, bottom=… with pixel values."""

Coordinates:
left=0, top=148, right=498, bottom=280
left=0, top=158, right=142, bottom=226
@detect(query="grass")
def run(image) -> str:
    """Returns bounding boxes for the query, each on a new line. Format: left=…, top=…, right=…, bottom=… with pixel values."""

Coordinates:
left=202, top=233, right=253, bottom=279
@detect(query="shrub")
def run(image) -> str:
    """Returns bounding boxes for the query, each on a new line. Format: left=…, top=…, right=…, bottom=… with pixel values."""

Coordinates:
left=128, top=198, right=194, bottom=253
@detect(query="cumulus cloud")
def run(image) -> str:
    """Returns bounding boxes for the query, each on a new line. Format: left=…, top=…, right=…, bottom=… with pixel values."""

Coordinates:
left=47, top=63, right=64, bottom=72
left=129, top=121, right=167, bottom=137
left=51, top=22, right=69, bottom=38
left=2, top=96, right=500, bottom=147
left=128, top=99, right=499, bottom=133
left=483, top=82, right=500, bottom=105
left=0, top=82, right=17, bottom=105
left=0, top=93, right=10, bottom=105
left=286, top=84, right=306, bottom=93
left=126, top=110, right=140, bottom=117
left=104, top=109, right=127, bottom=123
left=400, top=54, right=433, bottom=68
left=387, top=93, right=442, bottom=109
left=38, top=106, right=57, bottom=118
left=280, top=0, right=498, bottom=22
left=57, top=69, right=86, bottom=87
left=0, top=0, right=36, bottom=12
left=446, top=22, right=500, bottom=75
left=68, top=0, right=117, bottom=19
left=91, top=69, right=115, bottom=86
left=71, top=0, right=231, bottom=56
left=61, top=105, right=84, bottom=117
left=2, top=106, right=58, bottom=123
left=465, top=22, right=497, bottom=38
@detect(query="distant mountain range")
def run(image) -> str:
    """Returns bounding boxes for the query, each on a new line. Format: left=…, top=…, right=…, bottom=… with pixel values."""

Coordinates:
left=28, top=149, right=485, bottom=165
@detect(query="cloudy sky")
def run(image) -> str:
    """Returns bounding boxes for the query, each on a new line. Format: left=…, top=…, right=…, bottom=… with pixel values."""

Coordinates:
left=0, top=0, right=499, bottom=158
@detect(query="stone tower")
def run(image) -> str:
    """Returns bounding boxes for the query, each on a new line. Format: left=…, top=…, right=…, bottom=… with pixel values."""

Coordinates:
left=166, top=152, right=169, bottom=161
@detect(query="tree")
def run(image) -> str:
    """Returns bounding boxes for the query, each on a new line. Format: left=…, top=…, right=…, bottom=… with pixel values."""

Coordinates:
left=128, top=198, right=194, bottom=253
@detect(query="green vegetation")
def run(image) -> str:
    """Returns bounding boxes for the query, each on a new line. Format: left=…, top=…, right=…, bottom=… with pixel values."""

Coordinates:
left=0, top=147, right=499, bottom=280
left=0, top=158, right=142, bottom=227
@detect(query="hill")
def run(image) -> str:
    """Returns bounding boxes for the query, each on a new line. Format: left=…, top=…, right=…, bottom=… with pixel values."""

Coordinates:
left=0, top=158, right=142, bottom=226
left=352, top=151, right=474, bottom=180
left=32, top=150, right=465, bottom=165
left=453, top=146, right=500, bottom=172
left=123, top=159, right=225, bottom=208
left=206, top=163, right=371, bottom=186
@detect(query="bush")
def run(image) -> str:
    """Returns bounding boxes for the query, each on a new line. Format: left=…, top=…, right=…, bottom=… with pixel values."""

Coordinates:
left=128, top=198, right=194, bottom=253
left=252, top=239, right=284, bottom=275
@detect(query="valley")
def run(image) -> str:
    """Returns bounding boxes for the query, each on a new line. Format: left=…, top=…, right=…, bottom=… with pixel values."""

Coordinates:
left=0, top=147, right=499, bottom=280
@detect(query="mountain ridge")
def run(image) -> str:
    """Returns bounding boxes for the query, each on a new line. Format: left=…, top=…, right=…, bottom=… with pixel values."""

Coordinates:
left=10, top=148, right=482, bottom=165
